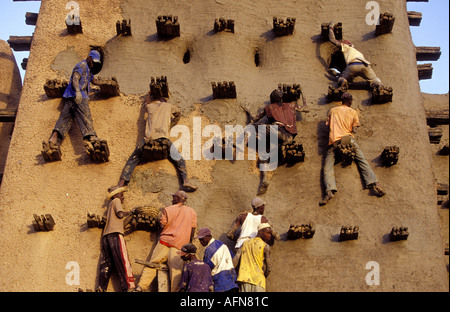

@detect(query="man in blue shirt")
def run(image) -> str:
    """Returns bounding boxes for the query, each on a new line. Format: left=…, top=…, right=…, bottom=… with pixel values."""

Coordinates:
left=42, top=50, right=107, bottom=162
left=178, top=243, right=213, bottom=292
left=197, top=228, right=238, bottom=292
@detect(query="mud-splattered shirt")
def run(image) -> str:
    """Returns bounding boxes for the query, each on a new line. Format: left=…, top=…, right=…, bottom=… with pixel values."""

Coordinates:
left=63, top=60, right=93, bottom=98
left=102, top=198, right=125, bottom=237
left=144, top=100, right=181, bottom=140
left=180, top=259, right=213, bottom=292
left=341, top=43, right=370, bottom=65
left=203, top=238, right=238, bottom=292
left=326, top=104, right=360, bottom=145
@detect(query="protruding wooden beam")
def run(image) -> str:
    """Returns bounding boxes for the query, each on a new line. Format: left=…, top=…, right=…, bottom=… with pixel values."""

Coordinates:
left=7, top=36, right=32, bottom=51
left=407, top=11, right=422, bottom=26
left=418, top=63, right=433, bottom=80
left=25, top=12, right=38, bottom=26
left=416, top=46, right=441, bottom=61
left=437, top=183, right=449, bottom=195
left=426, top=109, right=449, bottom=126
left=0, top=109, right=17, bottom=123
left=428, top=126, right=442, bottom=144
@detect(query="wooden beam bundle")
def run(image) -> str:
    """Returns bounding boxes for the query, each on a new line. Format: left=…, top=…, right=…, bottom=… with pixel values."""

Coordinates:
left=375, top=12, right=395, bottom=36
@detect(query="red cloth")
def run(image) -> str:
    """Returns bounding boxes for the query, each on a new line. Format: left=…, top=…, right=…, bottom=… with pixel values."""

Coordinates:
left=264, top=103, right=298, bottom=134
left=159, top=203, right=197, bottom=250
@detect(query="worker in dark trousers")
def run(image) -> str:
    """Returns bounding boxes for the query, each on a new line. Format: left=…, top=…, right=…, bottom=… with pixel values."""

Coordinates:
left=96, top=186, right=138, bottom=292
left=43, top=50, right=107, bottom=161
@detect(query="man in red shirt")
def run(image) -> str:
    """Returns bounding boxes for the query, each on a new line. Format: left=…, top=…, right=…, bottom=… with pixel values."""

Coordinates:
left=320, top=92, right=385, bottom=205
left=247, top=88, right=308, bottom=195
left=136, top=190, right=197, bottom=292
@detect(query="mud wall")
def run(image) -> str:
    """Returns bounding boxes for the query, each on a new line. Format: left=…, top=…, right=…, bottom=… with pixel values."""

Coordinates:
left=0, top=0, right=448, bottom=292
left=0, top=40, right=22, bottom=180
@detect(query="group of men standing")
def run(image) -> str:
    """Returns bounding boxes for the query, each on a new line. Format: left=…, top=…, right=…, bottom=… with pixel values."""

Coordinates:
left=99, top=187, right=275, bottom=293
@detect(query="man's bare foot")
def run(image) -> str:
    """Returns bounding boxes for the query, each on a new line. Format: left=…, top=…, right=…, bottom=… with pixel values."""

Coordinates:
left=371, top=183, right=386, bottom=197
left=319, top=191, right=334, bottom=206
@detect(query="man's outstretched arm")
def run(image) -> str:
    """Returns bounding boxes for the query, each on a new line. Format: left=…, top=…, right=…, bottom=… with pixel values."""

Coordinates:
left=328, top=21, right=341, bottom=47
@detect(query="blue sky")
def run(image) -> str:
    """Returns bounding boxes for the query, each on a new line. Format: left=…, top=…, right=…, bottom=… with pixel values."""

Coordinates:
left=0, top=1, right=448, bottom=94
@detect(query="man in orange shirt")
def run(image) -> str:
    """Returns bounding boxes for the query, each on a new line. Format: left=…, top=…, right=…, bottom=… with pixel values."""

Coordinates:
left=320, top=92, right=385, bottom=205
left=136, top=190, right=197, bottom=292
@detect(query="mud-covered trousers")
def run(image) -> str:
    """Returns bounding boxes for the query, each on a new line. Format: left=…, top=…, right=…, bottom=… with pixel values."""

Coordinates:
left=53, top=97, right=97, bottom=140
left=120, top=138, right=188, bottom=183
left=97, top=233, right=136, bottom=292
left=323, top=137, right=378, bottom=193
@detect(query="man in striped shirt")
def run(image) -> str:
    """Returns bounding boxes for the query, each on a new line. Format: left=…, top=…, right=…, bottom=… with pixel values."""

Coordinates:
left=197, top=228, right=238, bottom=292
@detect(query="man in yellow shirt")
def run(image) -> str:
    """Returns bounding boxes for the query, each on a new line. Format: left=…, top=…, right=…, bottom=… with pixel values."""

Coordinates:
left=234, top=223, right=273, bottom=292
left=320, top=92, right=385, bottom=205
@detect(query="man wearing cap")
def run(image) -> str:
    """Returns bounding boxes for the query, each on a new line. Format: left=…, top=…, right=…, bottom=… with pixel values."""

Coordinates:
left=43, top=50, right=106, bottom=161
left=320, top=92, right=386, bottom=205
left=178, top=243, right=214, bottom=292
left=227, top=198, right=279, bottom=252
left=328, top=21, right=383, bottom=91
left=197, top=227, right=238, bottom=292
left=137, top=190, right=197, bottom=292
left=115, top=88, right=197, bottom=192
left=96, top=186, right=137, bottom=292
left=234, top=223, right=273, bottom=292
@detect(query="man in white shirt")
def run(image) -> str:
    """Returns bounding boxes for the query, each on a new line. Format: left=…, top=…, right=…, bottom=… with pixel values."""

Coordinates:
left=197, top=228, right=238, bottom=292
left=328, top=21, right=383, bottom=91
left=226, top=198, right=279, bottom=252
